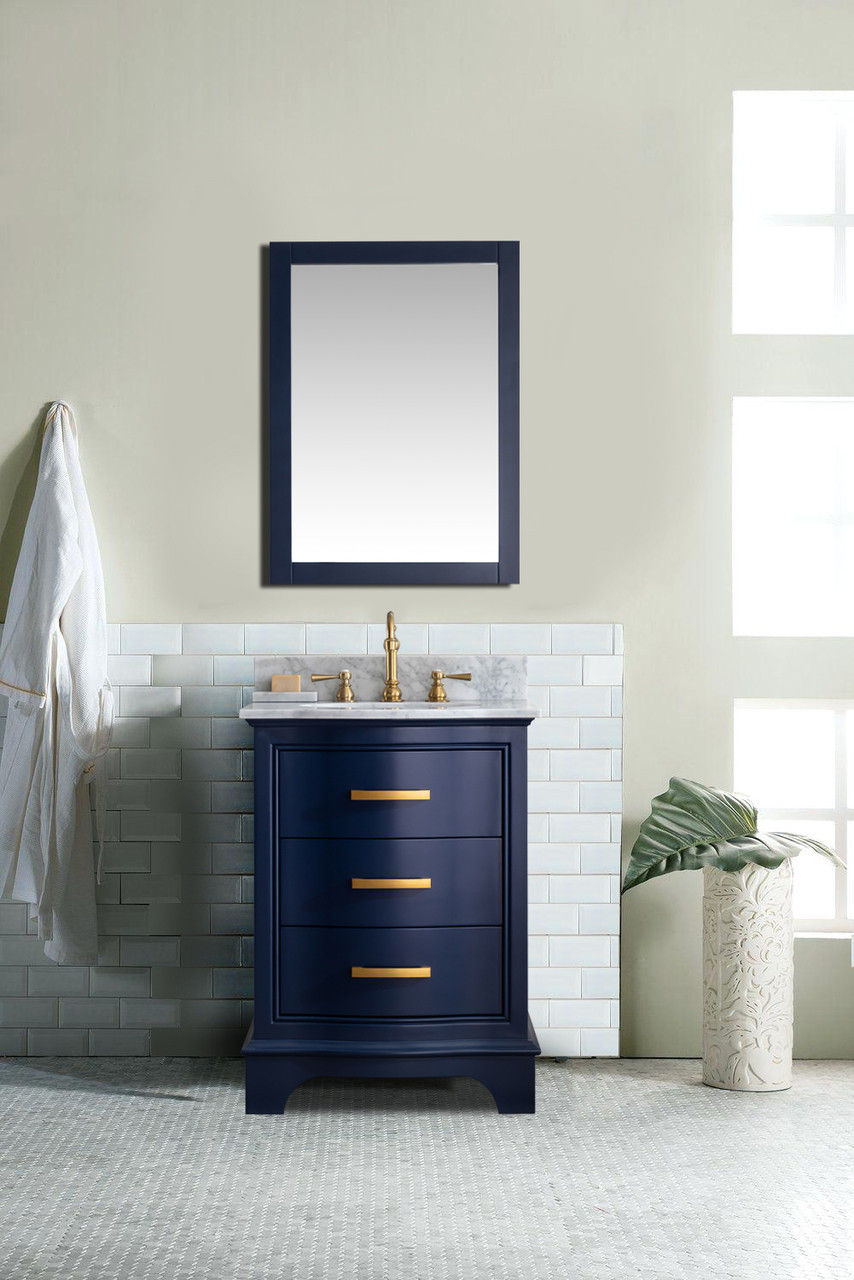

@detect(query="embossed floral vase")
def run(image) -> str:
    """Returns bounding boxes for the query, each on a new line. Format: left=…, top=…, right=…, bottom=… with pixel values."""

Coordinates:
left=702, top=860, right=793, bottom=1091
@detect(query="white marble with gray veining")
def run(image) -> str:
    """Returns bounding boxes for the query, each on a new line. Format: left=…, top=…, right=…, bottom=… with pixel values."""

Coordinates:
left=252, top=653, right=527, bottom=703
left=241, top=699, right=538, bottom=721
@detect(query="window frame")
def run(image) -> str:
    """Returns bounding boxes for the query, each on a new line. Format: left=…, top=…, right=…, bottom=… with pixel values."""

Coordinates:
left=736, top=698, right=853, bottom=933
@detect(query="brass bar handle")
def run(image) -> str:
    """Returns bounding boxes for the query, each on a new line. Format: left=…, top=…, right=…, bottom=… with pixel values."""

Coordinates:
left=351, top=966, right=431, bottom=979
left=350, top=789, right=430, bottom=801
left=351, top=877, right=432, bottom=889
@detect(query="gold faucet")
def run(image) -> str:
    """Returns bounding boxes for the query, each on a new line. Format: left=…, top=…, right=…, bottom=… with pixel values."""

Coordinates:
left=311, top=670, right=355, bottom=701
left=381, top=611, right=403, bottom=701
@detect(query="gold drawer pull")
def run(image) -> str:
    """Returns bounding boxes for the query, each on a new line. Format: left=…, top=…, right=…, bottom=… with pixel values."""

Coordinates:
left=351, top=877, right=431, bottom=890
left=351, top=966, right=431, bottom=979
left=350, top=789, right=430, bottom=801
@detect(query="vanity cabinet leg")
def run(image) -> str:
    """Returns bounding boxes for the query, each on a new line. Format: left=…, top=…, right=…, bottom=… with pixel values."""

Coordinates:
left=245, top=1058, right=312, bottom=1115
left=476, top=1058, right=536, bottom=1115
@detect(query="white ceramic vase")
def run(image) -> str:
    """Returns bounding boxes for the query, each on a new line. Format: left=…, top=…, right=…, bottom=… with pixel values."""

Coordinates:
left=702, top=860, right=793, bottom=1092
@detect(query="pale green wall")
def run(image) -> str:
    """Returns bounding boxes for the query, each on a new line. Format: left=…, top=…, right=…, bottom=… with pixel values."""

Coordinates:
left=2, top=0, right=854, bottom=1055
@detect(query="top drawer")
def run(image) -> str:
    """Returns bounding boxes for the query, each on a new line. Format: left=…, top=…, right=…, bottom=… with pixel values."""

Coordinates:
left=277, top=748, right=503, bottom=839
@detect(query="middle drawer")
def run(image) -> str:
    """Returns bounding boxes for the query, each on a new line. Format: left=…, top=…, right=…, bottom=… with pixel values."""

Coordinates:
left=280, top=838, right=503, bottom=928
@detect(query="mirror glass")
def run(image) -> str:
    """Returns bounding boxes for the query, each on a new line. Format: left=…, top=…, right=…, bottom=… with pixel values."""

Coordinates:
left=289, top=262, right=499, bottom=563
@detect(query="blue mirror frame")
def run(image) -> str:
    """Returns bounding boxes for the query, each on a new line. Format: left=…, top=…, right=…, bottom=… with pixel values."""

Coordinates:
left=268, top=241, right=519, bottom=586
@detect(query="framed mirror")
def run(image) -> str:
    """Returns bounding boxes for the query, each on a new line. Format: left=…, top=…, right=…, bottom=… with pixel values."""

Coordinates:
left=268, top=241, right=519, bottom=585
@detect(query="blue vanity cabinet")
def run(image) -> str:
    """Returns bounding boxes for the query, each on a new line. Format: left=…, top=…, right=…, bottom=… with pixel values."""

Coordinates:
left=242, top=716, right=539, bottom=1114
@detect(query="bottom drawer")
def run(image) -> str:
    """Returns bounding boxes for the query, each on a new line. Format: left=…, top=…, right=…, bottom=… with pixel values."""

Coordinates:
left=279, top=926, right=502, bottom=1019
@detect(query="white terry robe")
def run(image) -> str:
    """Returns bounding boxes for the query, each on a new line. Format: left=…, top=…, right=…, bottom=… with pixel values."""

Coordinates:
left=0, top=402, right=113, bottom=964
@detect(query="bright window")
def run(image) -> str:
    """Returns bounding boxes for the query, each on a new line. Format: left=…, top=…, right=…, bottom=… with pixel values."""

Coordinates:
left=733, top=397, right=854, bottom=636
left=733, top=92, right=854, bottom=333
left=734, top=702, right=850, bottom=928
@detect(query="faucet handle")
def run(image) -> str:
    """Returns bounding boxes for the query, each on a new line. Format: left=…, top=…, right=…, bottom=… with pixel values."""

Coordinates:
left=311, top=670, right=355, bottom=702
left=427, top=671, right=472, bottom=702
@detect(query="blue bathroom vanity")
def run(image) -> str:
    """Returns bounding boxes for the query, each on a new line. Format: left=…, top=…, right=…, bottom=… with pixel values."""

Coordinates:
left=240, top=701, right=539, bottom=1114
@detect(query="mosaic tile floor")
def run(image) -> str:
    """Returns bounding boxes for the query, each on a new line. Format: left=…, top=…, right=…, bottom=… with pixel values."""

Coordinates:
left=1, top=1057, right=852, bottom=1279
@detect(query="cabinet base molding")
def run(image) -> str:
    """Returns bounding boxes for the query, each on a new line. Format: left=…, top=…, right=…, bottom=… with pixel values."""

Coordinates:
left=244, top=1029, right=539, bottom=1115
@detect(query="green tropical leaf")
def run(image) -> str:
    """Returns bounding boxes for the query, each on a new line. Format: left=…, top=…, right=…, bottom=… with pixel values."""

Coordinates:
left=622, top=776, right=843, bottom=893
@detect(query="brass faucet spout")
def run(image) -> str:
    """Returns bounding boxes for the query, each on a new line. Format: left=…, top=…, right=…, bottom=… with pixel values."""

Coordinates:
left=381, top=611, right=403, bottom=702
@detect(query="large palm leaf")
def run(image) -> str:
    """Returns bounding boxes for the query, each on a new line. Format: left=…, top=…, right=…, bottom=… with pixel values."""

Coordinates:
left=622, top=776, right=843, bottom=893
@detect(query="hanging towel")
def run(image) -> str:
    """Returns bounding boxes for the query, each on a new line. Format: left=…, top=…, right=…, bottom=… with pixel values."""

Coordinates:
left=0, top=402, right=113, bottom=964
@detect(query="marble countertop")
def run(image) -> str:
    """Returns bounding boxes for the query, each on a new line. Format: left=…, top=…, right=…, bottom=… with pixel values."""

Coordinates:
left=239, top=700, right=540, bottom=721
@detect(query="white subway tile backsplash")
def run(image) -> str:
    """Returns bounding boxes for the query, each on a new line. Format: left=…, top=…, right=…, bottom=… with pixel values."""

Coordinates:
left=0, top=968, right=27, bottom=996
left=59, top=998, right=119, bottom=1028
left=244, top=624, right=305, bottom=655
left=527, top=750, right=549, bottom=781
left=27, top=967, right=89, bottom=997
left=213, top=656, right=255, bottom=685
left=551, top=624, right=613, bottom=654
left=580, top=843, right=622, bottom=875
left=528, top=843, right=581, bottom=874
left=528, top=904, right=578, bottom=935
left=182, top=687, right=242, bottom=718
left=536, top=1028, right=581, bottom=1057
left=182, top=625, right=244, bottom=654
left=550, top=750, right=611, bottom=781
left=0, top=618, right=622, bottom=1060
left=428, top=624, right=490, bottom=654
left=120, top=998, right=180, bottom=1028
left=305, top=623, right=367, bottom=654
left=0, top=998, right=56, bottom=1027
left=90, top=968, right=150, bottom=998
left=111, top=717, right=151, bottom=748
left=528, top=718, right=580, bottom=749
left=550, top=814, right=612, bottom=844
left=150, top=718, right=212, bottom=748
left=528, top=875, right=549, bottom=904
left=152, top=656, right=213, bottom=686
left=579, top=718, right=622, bottom=748
left=529, top=967, right=581, bottom=999
left=367, top=623, right=428, bottom=654
left=550, top=687, right=612, bottom=717
left=580, top=782, right=623, bottom=812
left=107, top=624, right=121, bottom=655
left=527, top=687, right=550, bottom=717
left=182, top=750, right=242, bottom=781
left=580, top=1028, right=619, bottom=1056
left=120, top=687, right=181, bottom=718
left=527, top=656, right=582, bottom=686
left=121, top=750, right=181, bottom=780
left=489, top=623, right=551, bottom=654
left=108, top=655, right=151, bottom=685
left=549, top=876, right=611, bottom=904
left=550, top=935, right=612, bottom=967
left=528, top=813, right=549, bottom=843
left=28, top=1028, right=88, bottom=1055
left=583, top=655, right=624, bottom=685
left=121, top=625, right=182, bottom=655
left=89, top=1030, right=150, bottom=1055
left=549, top=1000, right=611, bottom=1028
left=582, top=968, right=620, bottom=999
left=528, top=1000, right=550, bottom=1027
left=529, top=781, right=579, bottom=813
left=578, top=904, right=621, bottom=935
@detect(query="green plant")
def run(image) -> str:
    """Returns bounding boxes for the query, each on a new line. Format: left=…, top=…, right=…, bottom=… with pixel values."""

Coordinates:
left=622, top=776, right=843, bottom=893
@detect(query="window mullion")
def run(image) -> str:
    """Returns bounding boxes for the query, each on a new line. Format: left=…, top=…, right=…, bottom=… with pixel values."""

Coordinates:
left=835, top=709, right=847, bottom=922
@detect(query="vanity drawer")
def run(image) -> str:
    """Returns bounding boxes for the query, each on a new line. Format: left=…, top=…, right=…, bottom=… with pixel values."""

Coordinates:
left=277, top=748, right=503, bottom=839
left=279, top=837, right=503, bottom=927
left=279, top=926, right=502, bottom=1019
